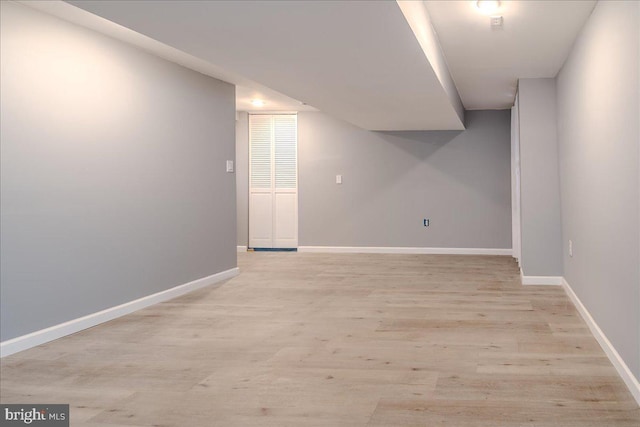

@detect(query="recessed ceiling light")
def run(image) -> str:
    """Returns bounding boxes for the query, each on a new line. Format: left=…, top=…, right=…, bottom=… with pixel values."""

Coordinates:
left=251, top=99, right=265, bottom=107
left=476, top=0, right=500, bottom=14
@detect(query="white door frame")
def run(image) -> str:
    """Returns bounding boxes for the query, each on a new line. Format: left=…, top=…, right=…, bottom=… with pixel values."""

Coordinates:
left=511, top=92, right=522, bottom=264
left=248, top=114, right=298, bottom=249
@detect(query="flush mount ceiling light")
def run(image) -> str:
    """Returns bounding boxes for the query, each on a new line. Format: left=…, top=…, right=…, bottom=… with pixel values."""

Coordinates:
left=251, top=99, right=265, bottom=107
left=476, top=0, right=501, bottom=14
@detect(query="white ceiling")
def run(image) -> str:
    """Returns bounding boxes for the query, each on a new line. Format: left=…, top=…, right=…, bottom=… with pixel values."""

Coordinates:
left=22, top=1, right=317, bottom=114
left=425, top=0, right=597, bottom=110
left=236, top=85, right=316, bottom=113
left=25, top=1, right=597, bottom=129
left=67, top=0, right=465, bottom=131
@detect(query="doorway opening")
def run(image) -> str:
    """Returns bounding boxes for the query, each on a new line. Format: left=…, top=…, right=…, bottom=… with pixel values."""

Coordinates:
left=248, top=114, right=298, bottom=249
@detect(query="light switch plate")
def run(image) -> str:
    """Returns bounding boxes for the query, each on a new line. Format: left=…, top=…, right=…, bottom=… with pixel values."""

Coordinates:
left=226, top=160, right=234, bottom=173
left=336, top=174, right=342, bottom=184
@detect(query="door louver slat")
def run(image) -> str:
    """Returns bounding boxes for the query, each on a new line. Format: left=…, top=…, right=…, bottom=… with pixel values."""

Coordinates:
left=250, top=116, right=272, bottom=189
left=274, top=115, right=297, bottom=190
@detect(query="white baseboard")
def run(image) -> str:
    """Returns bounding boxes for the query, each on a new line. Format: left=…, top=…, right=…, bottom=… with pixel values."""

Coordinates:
left=0, top=267, right=239, bottom=358
left=237, top=245, right=247, bottom=252
left=521, top=275, right=563, bottom=285
left=297, top=246, right=512, bottom=256
left=562, top=278, right=640, bottom=405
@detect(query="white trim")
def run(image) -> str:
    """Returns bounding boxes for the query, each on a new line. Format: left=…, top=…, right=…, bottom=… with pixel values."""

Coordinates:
left=237, top=246, right=247, bottom=252
left=562, top=278, right=640, bottom=405
left=248, top=111, right=298, bottom=115
left=510, top=92, right=522, bottom=265
left=0, top=267, right=239, bottom=358
left=297, top=246, right=512, bottom=256
left=521, top=275, right=563, bottom=286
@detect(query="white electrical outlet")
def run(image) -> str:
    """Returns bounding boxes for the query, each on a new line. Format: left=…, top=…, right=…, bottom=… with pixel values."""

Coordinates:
left=336, top=174, right=342, bottom=184
left=569, top=240, right=573, bottom=257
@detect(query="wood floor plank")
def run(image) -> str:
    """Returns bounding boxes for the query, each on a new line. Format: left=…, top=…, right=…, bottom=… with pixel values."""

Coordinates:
left=1, top=252, right=638, bottom=426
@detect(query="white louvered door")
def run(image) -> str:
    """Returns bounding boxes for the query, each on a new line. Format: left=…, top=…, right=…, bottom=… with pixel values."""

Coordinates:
left=272, top=115, right=298, bottom=248
left=249, top=114, right=298, bottom=248
left=248, top=115, right=273, bottom=248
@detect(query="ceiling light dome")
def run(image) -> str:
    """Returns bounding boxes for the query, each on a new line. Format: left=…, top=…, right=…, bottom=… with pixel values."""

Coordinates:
left=476, top=0, right=501, bottom=14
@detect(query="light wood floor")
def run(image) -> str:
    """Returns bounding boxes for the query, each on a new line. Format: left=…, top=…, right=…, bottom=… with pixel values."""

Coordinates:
left=1, top=253, right=639, bottom=426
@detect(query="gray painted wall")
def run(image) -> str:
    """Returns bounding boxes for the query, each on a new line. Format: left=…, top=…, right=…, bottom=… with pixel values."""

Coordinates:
left=295, top=110, right=511, bottom=248
left=0, top=2, right=236, bottom=341
left=236, top=112, right=249, bottom=247
left=518, top=79, right=564, bottom=276
left=236, top=110, right=511, bottom=249
left=556, top=1, right=639, bottom=378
